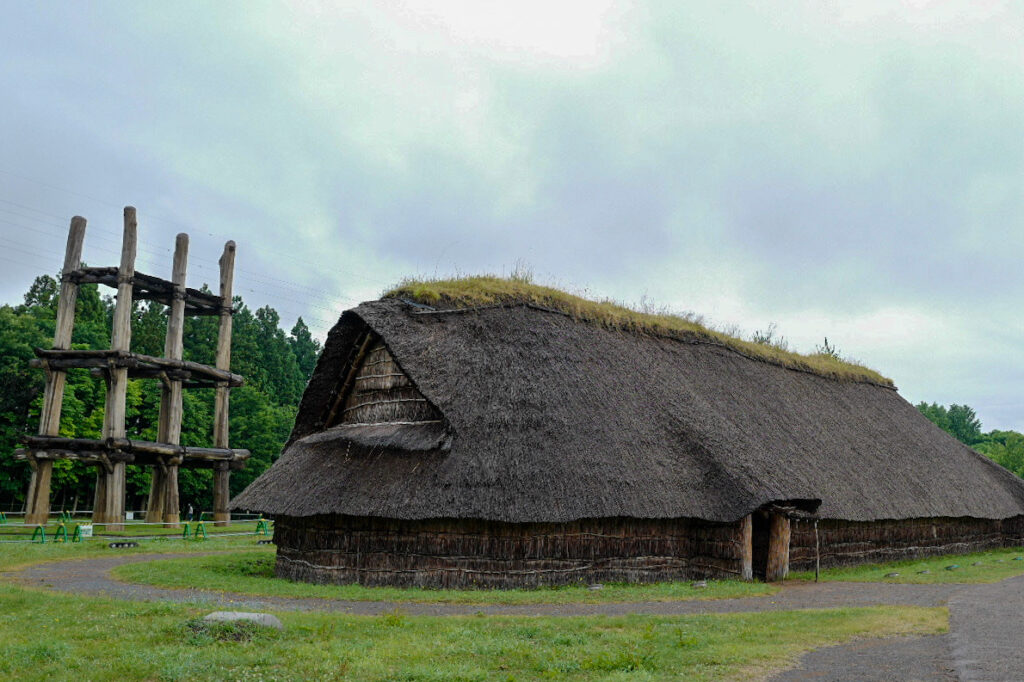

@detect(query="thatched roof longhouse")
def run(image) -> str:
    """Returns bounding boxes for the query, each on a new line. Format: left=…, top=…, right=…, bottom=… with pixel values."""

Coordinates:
left=233, top=287, right=1024, bottom=525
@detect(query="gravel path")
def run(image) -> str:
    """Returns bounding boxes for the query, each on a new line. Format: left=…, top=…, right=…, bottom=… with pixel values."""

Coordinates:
left=769, top=634, right=958, bottom=682
left=6, top=553, right=1024, bottom=680
left=947, top=573, right=1024, bottom=681
left=4, top=552, right=958, bottom=616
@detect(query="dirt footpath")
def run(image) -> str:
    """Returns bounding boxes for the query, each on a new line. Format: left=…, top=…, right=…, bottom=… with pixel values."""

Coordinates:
left=5, top=552, right=957, bottom=615
left=8, top=553, right=1024, bottom=680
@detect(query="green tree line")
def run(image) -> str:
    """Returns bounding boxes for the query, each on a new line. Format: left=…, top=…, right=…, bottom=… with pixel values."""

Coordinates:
left=4, top=270, right=1023, bottom=514
left=0, top=273, right=321, bottom=513
left=916, top=402, right=1024, bottom=477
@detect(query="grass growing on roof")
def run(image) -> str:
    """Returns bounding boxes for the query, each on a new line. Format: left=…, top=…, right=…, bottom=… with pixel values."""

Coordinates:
left=385, top=275, right=893, bottom=386
left=113, top=551, right=777, bottom=604
left=790, top=545, right=1024, bottom=584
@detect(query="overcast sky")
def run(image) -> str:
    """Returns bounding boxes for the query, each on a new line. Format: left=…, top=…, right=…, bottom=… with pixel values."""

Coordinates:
left=1, top=1, right=1022, bottom=430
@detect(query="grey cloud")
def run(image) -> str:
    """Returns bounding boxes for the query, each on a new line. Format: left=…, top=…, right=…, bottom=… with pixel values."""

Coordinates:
left=1, top=2, right=1022, bottom=429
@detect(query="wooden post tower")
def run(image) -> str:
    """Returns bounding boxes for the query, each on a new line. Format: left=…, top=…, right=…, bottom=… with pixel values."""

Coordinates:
left=16, top=208, right=249, bottom=528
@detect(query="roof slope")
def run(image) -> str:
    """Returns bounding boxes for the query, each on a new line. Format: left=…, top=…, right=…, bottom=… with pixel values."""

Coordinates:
left=385, top=276, right=893, bottom=386
left=232, top=298, right=1024, bottom=523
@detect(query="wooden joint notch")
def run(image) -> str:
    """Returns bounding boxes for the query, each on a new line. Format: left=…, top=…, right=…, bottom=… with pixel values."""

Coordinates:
left=13, top=450, right=40, bottom=469
left=97, top=451, right=115, bottom=475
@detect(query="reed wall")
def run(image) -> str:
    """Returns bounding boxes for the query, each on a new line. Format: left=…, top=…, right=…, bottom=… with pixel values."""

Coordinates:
left=273, top=515, right=746, bottom=588
left=790, top=516, right=1024, bottom=570
left=340, top=342, right=439, bottom=424
left=273, top=514, right=1024, bottom=588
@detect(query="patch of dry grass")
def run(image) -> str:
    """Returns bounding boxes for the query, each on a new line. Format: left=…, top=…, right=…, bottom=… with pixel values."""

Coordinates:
left=385, top=275, right=893, bottom=386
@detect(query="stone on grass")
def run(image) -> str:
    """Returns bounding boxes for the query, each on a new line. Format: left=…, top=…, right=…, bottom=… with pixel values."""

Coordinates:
left=588, top=583, right=603, bottom=591
left=691, top=580, right=708, bottom=589
left=972, top=561, right=983, bottom=566
left=945, top=565, right=960, bottom=571
left=884, top=572, right=900, bottom=578
left=917, top=570, right=931, bottom=574
left=203, top=612, right=283, bottom=630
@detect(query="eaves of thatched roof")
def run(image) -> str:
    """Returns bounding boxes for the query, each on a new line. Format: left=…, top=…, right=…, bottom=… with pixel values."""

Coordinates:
left=232, top=298, right=1024, bottom=523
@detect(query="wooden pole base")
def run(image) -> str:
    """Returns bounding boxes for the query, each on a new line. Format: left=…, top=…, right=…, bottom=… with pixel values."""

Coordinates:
left=213, top=464, right=230, bottom=527
left=92, top=468, right=107, bottom=524
left=738, top=514, right=753, bottom=581
left=24, top=460, right=53, bottom=526
left=163, top=465, right=180, bottom=528
left=145, top=466, right=165, bottom=523
left=94, top=463, right=126, bottom=530
left=765, top=513, right=791, bottom=582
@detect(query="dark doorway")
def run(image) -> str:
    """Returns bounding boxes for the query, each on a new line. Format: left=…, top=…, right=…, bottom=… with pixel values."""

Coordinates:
left=751, top=510, right=770, bottom=580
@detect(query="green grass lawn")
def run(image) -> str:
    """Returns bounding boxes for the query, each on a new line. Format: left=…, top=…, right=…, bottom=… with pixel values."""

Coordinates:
left=0, top=578, right=945, bottom=682
left=791, top=546, right=1024, bottom=584
left=113, top=551, right=778, bottom=604
left=0, top=519, right=265, bottom=538
left=0, top=535, right=268, bottom=573
left=0, top=539, right=949, bottom=680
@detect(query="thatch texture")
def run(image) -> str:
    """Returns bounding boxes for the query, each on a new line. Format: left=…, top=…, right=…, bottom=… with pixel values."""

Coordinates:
left=335, top=337, right=441, bottom=425
left=232, top=298, right=1024, bottom=524
left=385, top=276, right=893, bottom=385
left=272, top=515, right=744, bottom=588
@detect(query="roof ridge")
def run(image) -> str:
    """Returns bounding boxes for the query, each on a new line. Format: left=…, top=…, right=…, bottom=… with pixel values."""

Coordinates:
left=389, top=296, right=897, bottom=390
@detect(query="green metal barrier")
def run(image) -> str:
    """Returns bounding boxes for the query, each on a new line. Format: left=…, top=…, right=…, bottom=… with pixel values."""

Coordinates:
left=0, top=511, right=7, bottom=524
left=194, top=522, right=207, bottom=540
left=71, top=524, right=83, bottom=543
left=255, top=518, right=270, bottom=536
left=182, top=524, right=191, bottom=540
left=53, top=523, right=68, bottom=543
left=31, top=525, right=46, bottom=543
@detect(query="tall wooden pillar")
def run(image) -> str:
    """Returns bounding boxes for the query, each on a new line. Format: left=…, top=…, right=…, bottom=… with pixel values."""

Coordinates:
left=738, top=514, right=753, bottom=581
left=212, top=461, right=230, bottom=527
left=145, top=464, right=166, bottom=524
left=765, top=513, right=792, bottom=582
left=212, top=241, right=235, bottom=526
left=95, top=207, right=136, bottom=528
left=25, top=217, right=87, bottom=525
left=146, top=233, right=188, bottom=527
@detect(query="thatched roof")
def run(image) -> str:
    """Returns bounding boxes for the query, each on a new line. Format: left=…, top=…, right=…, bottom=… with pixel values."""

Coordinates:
left=385, top=276, right=894, bottom=385
left=232, top=297, right=1024, bottom=523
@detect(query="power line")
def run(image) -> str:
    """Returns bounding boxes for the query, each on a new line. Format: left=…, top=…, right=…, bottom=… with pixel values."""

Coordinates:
left=0, top=205, right=392, bottom=305
left=0, top=227, right=347, bottom=334
left=0, top=167, right=400, bottom=281
left=0, top=178, right=406, bottom=336
left=0, top=213, right=387, bottom=320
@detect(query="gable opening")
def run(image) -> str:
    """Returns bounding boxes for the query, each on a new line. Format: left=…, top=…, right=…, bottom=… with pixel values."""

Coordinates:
left=323, top=331, right=441, bottom=429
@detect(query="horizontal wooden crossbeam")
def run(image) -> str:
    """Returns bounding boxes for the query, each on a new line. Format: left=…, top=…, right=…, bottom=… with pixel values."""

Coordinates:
left=31, top=348, right=244, bottom=387
left=15, top=436, right=250, bottom=470
left=64, top=266, right=230, bottom=316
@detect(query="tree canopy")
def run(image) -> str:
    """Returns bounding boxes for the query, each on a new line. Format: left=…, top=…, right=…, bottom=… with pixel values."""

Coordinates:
left=3, top=270, right=1023, bottom=515
left=0, top=273, right=322, bottom=513
left=917, top=401, right=1024, bottom=478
